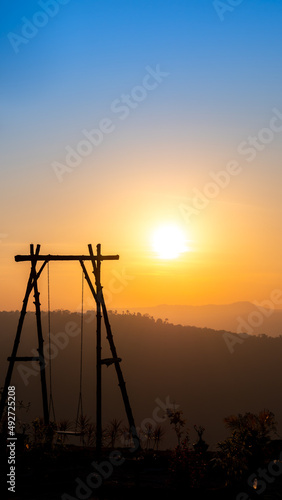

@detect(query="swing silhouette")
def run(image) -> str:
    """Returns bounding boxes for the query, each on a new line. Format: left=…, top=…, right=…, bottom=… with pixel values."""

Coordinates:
left=48, top=263, right=84, bottom=437
left=0, top=243, right=140, bottom=454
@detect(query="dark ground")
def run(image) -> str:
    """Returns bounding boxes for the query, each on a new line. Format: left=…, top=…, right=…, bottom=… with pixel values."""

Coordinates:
left=1, top=442, right=282, bottom=500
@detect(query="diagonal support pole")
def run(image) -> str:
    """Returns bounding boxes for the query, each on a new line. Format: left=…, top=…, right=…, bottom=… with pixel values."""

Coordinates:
left=87, top=244, right=140, bottom=453
left=99, top=291, right=140, bottom=451
left=0, top=246, right=49, bottom=424
left=30, top=245, right=49, bottom=425
left=89, top=244, right=102, bottom=456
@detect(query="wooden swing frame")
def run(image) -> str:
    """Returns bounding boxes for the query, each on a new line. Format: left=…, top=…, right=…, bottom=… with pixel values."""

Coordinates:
left=0, top=243, right=139, bottom=455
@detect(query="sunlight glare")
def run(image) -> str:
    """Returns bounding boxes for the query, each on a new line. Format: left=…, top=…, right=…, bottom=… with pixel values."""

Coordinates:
left=152, top=224, right=189, bottom=259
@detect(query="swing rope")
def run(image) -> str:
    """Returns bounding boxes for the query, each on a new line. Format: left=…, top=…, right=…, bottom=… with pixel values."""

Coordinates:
left=47, top=265, right=84, bottom=435
left=47, top=261, right=56, bottom=422
left=75, top=270, right=84, bottom=431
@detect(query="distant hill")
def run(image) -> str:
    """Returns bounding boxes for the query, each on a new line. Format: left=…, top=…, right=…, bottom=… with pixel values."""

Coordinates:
left=1, top=310, right=282, bottom=450
left=121, top=302, right=282, bottom=337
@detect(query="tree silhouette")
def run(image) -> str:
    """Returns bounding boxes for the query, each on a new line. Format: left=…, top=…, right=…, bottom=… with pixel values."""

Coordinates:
left=166, top=408, right=186, bottom=447
left=153, top=424, right=165, bottom=451
left=105, top=418, right=123, bottom=448
left=218, top=409, right=277, bottom=486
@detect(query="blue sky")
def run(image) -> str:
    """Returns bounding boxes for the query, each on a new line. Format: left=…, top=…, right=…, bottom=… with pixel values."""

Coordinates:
left=2, top=0, right=282, bottom=158
left=1, top=0, right=282, bottom=309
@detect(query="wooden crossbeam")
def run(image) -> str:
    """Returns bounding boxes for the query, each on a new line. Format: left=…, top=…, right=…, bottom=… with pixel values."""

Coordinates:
left=15, top=254, right=119, bottom=262
left=101, top=357, right=122, bottom=367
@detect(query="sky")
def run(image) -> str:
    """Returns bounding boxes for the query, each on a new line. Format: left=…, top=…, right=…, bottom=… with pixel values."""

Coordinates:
left=0, top=0, right=282, bottom=311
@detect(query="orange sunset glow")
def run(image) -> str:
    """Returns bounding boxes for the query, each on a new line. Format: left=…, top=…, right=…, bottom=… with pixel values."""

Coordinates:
left=1, top=2, right=282, bottom=498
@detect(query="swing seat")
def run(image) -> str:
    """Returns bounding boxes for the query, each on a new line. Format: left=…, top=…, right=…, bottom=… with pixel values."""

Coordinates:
left=56, top=430, right=82, bottom=436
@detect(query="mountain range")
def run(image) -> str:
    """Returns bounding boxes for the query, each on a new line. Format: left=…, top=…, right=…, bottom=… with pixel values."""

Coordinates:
left=1, top=309, right=281, bottom=450
left=120, top=301, right=282, bottom=337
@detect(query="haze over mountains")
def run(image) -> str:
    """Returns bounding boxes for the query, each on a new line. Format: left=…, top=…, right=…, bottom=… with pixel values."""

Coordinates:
left=1, top=309, right=282, bottom=451
left=122, top=301, right=282, bottom=337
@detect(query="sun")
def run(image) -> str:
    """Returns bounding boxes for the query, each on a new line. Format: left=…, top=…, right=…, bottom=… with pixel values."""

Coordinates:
left=151, top=224, right=189, bottom=260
